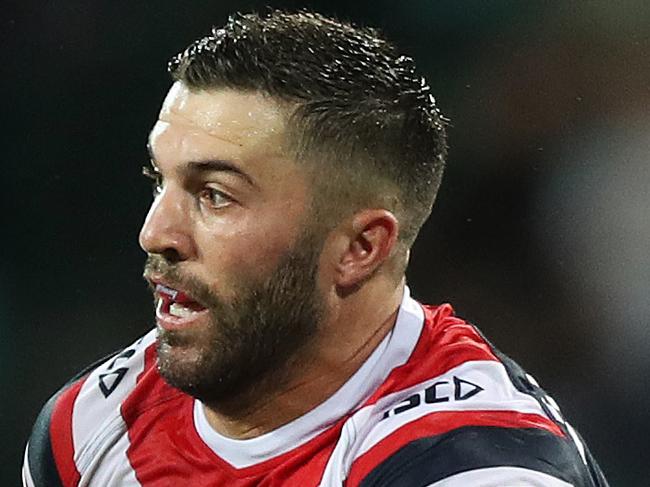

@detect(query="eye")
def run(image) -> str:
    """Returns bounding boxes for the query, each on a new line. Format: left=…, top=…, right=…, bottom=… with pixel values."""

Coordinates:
left=200, top=187, right=233, bottom=209
left=142, top=165, right=163, bottom=197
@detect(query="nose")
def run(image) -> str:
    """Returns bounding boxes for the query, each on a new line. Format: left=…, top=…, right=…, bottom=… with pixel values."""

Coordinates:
left=139, top=187, right=196, bottom=262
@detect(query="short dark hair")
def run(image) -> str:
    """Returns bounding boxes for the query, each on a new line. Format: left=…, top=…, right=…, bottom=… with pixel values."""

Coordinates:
left=169, top=10, right=448, bottom=248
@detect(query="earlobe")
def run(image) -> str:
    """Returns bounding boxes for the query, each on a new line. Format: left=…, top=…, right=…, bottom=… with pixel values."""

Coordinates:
left=335, top=210, right=399, bottom=288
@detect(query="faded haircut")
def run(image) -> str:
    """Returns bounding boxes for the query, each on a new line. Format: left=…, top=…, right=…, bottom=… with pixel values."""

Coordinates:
left=169, top=10, right=448, bottom=249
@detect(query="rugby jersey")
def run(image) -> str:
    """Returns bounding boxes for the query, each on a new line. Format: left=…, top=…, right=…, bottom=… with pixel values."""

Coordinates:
left=23, top=288, right=609, bottom=486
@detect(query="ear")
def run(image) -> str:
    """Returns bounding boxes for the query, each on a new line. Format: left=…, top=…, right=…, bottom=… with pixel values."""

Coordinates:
left=334, top=209, right=399, bottom=288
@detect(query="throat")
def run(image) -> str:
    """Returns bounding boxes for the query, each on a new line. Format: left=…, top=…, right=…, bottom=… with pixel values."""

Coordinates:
left=198, top=351, right=315, bottom=439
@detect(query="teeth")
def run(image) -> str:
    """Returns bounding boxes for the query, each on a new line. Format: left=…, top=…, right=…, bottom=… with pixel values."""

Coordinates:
left=169, top=302, right=195, bottom=318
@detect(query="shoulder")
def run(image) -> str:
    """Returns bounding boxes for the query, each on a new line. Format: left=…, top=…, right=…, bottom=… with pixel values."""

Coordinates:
left=343, top=304, right=609, bottom=487
left=22, top=329, right=160, bottom=487
left=351, top=425, right=582, bottom=486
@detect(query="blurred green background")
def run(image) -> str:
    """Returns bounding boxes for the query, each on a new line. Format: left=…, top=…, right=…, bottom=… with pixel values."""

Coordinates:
left=4, top=1, right=649, bottom=484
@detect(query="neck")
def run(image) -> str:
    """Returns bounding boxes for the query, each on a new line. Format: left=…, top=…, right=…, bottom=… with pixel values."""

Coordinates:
left=201, top=280, right=405, bottom=439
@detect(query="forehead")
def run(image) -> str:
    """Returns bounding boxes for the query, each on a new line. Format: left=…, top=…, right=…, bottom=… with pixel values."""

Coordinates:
left=159, top=83, right=285, bottom=142
left=149, top=82, right=289, bottom=167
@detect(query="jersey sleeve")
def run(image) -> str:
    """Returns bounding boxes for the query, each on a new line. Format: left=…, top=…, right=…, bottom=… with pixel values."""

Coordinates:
left=22, top=373, right=93, bottom=487
left=22, top=330, right=156, bottom=487
left=354, top=425, right=586, bottom=487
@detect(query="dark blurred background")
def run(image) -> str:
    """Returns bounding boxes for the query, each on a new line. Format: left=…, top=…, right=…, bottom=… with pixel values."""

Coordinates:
left=3, top=1, right=648, bottom=484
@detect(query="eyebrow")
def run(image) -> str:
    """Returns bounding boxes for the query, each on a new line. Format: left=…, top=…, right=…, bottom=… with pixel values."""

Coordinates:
left=146, top=144, right=256, bottom=188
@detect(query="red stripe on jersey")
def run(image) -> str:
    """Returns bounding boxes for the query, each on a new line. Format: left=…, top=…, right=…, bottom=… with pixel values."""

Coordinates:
left=250, top=425, right=344, bottom=485
left=137, top=341, right=157, bottom=383
left=364, top=304, right=498, bottom=406
left=49, top=378, right=86, bottom=487
left=345, top=409, right=566, bottom=486
left=122, top=362, right=188, bottom=485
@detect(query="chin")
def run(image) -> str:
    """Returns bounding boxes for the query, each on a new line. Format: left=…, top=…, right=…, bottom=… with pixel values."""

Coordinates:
left=155, top=335, right=239, bottom=402
left=156, top=334, right=206, bottom=383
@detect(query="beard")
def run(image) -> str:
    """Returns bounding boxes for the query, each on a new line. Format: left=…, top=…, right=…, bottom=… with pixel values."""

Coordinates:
left=143, top=233, right=325, bottom=407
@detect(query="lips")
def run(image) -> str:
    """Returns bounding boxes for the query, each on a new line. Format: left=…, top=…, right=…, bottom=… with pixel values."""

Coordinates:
left=153, top=282, right=209, bottom=330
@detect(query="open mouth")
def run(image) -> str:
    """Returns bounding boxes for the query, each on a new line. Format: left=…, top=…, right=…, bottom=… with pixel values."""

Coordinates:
left=155, top=283, right=208, bottom=321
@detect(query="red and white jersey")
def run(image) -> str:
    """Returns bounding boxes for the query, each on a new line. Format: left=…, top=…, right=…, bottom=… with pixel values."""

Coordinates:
left=23, top=289, right=608, bottom=486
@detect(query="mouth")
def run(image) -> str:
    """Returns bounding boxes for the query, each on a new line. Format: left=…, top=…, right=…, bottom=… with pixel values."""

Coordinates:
left=152, top=281, right=210, bottom=331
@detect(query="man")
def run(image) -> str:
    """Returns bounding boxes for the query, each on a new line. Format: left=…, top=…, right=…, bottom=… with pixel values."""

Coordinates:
left=23, top=10, right=609, bottom=487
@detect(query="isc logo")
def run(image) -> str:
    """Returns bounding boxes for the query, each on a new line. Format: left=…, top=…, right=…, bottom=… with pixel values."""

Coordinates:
left=382, top=376, right=484, bottom=419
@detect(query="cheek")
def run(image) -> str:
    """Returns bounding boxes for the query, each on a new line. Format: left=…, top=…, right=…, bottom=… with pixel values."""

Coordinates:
left=195, top=214, right=302, bottom=287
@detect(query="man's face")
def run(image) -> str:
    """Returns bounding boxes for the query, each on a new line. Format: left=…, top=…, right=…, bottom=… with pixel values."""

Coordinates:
left=139, top=83, right=325, bottom=403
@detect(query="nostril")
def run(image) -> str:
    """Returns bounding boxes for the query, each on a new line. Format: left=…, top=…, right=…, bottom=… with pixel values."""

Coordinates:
left=160, top=248, right=183, bottom=264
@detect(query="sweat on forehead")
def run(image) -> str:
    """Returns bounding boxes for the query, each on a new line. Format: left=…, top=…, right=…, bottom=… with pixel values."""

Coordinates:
left=156, top=83, right=286, bottom=146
